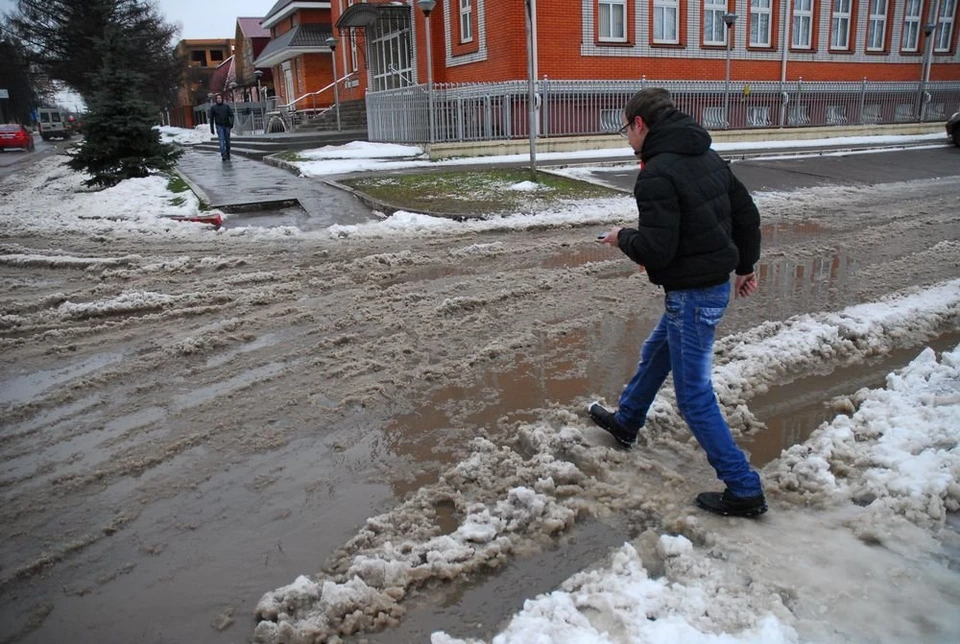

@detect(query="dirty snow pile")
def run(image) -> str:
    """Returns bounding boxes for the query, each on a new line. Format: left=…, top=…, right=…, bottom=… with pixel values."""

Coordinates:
left=252, top=280, right=960, bottom=644
left=436, top=341, right=960, bottom=644
left=156, top=125, right=213, bottom=146
left=0, top=158, right=209, bottom=237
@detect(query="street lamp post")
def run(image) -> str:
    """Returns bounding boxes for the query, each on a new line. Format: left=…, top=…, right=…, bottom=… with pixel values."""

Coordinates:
left=919, top=22, right=937, bottom=120
left=418, top=0, right=436, bottom=144
left=325, top=36, right=342, bottom=131
left=723, top=13, right=738, bottom=130
left=254, top=70, right=263, bottom=102
left=525, top=0, right=538, bottom=177
left=229, top=81, right=238, bottom=103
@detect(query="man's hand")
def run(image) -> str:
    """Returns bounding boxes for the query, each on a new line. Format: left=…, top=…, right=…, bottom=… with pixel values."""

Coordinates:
left=735, top=272, right=758, bottom=298
left=596, top=227, right=622, bottom=247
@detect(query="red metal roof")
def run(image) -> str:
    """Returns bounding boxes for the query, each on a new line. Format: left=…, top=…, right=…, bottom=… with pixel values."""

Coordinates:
left=237, top=17, right=269, bottom=39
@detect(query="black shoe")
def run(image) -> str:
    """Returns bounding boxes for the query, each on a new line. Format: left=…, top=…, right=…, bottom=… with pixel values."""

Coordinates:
left=587, top=402, right=637, bottom=448
left=696, top=489, right=768, bottom=517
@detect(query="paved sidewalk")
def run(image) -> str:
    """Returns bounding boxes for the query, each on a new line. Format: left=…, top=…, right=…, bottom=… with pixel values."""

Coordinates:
left=175, top=148, right=375, bottom=228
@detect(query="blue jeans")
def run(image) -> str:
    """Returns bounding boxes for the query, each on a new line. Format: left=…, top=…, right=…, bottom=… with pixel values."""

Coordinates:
left=215, top=124, right=231, bottom=158
left=615, top=282, right=763, bottom=498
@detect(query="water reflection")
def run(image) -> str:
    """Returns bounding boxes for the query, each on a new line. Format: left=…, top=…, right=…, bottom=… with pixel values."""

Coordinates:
left=745, top=330, right=960, bottom=468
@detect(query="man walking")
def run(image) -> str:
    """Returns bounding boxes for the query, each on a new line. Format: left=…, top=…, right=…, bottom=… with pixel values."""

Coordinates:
left=593, top=88, right=766, bottom=518
left=209, top=94, right=234, bottom=161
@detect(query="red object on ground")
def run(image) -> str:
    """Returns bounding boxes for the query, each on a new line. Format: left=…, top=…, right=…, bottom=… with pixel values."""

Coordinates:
left=172, top=213, right=223, bottom=228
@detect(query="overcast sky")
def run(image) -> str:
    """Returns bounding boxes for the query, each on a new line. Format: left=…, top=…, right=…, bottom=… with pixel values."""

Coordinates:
left=156, top=0, right=273, bottom=40
left=0, top=0, right=273, bottom=41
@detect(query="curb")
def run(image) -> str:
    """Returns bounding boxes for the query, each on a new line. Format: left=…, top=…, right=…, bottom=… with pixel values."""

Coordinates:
left=173, top=166, right=213, bottom=210
left=426, top=122, right=947, bottom=160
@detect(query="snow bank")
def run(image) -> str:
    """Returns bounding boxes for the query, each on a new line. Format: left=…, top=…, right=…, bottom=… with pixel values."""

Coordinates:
left=156, top=125, right=212, bottom=146
left=766, top=344, right=960, bottom=528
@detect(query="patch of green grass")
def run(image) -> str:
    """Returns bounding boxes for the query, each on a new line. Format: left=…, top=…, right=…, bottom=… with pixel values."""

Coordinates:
left=341, top=168, right=623, bottom=217
left=275, top=150, right=304, bottom=162
left=169, top=196, right=186, bottom=207
left=166, top=173, right=189, bottom=194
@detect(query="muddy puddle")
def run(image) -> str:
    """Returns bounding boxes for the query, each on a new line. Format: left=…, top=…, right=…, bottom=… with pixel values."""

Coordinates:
left=743, top=330, right=960, bottom=467
left=220, top=204, right=312, bottom=231
left=357, top=516, right=633, bottom=643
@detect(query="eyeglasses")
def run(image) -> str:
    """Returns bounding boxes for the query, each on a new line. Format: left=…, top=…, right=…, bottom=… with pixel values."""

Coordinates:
left=617, top=123, right=631, bottom=138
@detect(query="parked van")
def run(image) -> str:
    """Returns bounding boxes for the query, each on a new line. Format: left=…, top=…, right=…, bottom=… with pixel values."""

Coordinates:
left=37, top=107, right=72, bottom=141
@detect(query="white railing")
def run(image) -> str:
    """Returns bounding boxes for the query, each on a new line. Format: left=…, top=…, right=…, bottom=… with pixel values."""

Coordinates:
left=264, top=72, right=357, bottom=132
left=365, top=77, right=960, bottom=145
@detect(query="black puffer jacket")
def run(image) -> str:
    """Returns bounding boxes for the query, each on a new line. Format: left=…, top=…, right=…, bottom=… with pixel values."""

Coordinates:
left=209, top=102, right=234, bottom=130
left=616, top=109, right=760, bottom=291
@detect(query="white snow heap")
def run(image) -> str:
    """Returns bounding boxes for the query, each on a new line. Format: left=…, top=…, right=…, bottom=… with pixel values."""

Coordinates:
left=433, top=540, right=798, bottom=644
left=766, top=344, right=960, bottom=528
left=252, top=439, right=579, bottom=643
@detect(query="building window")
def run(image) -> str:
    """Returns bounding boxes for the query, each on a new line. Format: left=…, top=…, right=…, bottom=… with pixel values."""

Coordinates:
left=792, top=0, right=813, bottom=48
left=704, top=0, right=727, bottom=45
left=191, top=50, right=207, bottom=66
left=599, top=0, right=628, bottom=41
left=902, top=0, right=922, bottom=51
left=830, top=0, right=851, bottom=49
left=750, top=0, right=772, bottom=47
left=460, top=0, right=474, bottom=43
left=866, top=0, right=887, bottom=51
left=936, top=0, right=957, bottom=52
left=210, top=49, right=224, bottom=62
left=654, top=0, right=679, bottom=43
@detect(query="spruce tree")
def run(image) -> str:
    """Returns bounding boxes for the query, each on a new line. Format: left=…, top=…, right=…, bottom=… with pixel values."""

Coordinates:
left=68, top=27, right=182, bottom=188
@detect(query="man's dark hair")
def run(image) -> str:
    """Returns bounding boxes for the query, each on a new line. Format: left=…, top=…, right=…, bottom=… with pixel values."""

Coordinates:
left=624, top=88, right=675, bottom=127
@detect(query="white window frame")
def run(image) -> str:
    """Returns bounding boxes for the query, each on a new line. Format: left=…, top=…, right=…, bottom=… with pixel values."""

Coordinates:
left=792, top=0, right=814, bottom=48
left=750, top=0, right=773, bottom=47
left=459, top=0, right=474, bottom=43
left=902, top=0, right=922, bottom=51
left=830, top=0, right=851, bottom=49
left=866, top=0, right=887, bottom=51
left=704, top=0, right=727, bottom=45
left=936, top=0, right=957, bottom=52
left=345, top=0, right=359, bottom=71
left=599, top=0, right=628, bottom=42
left=654, top=0, right=679, bottom=43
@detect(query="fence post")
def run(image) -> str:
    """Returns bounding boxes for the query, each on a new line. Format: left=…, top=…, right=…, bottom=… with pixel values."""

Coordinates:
left=920, top=90, right=931, bottom=122
left=858, top=77, right=867, bottom=125
left=795, top=76, right=803, bottom=126
left=541, top=75, right=549, bottom=137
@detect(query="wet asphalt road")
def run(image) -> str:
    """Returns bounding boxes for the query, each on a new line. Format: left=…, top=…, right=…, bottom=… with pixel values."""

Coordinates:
left=581, top=143, right=960, bottom=194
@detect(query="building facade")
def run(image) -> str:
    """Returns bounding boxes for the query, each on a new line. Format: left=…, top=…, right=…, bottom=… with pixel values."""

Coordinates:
left=170, top=39, right=235, bottom=128
left=254, top=0, right=339, bottom=113
left=329, top=0, right=958, bottom=99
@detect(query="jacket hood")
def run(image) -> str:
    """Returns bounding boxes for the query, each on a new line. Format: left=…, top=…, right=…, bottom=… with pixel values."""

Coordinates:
left=640, top=108, right=712, bottom=162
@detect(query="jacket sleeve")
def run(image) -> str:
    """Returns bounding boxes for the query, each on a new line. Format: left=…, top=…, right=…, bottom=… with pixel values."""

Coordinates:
left=728, top=169, right=761, bottom=275
left=616, top=172, right=680, bottom=270
left=227, top=105, right=234, bottom=128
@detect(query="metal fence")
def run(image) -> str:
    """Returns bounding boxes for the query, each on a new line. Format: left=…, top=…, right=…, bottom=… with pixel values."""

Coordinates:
left=192, top=101, right=269, bottom=135
left=366, top=78, right=960, bottom=144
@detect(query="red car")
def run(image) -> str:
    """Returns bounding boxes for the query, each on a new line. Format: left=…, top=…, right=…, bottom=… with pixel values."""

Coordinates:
left=0, top=124, right=36, bottom=152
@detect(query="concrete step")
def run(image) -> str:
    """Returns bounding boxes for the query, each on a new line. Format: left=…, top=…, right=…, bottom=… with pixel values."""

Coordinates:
left=194, top=128, right=369, bottom=159
left=193, top=143, right=271, bottom=160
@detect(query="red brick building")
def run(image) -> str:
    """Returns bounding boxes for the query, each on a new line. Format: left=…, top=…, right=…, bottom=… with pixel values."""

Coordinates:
left=330, top=0, right=958, bottom=98
left=254, top=0, right=339, bottom=110
left=242, top=1, right=959, bottom=140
